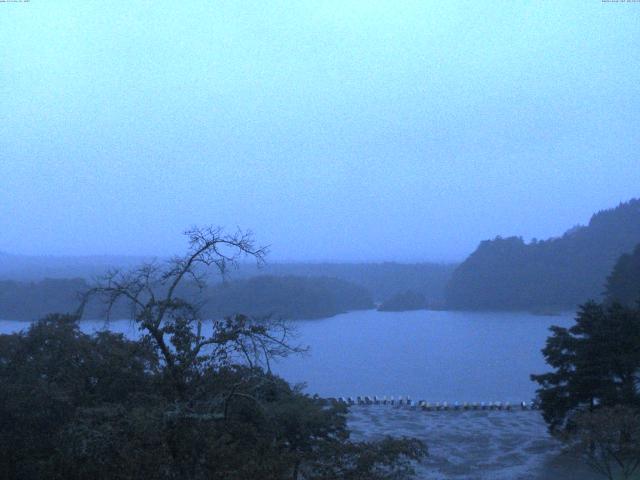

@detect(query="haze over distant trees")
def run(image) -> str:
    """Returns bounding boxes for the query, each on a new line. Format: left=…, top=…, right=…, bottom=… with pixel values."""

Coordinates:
left=0, top=278, right=87, bottom=321
left=0, top=252, right=151, bottom=281
left=0, top=227, right=425, bottom=479
left=377, top=290, right=427, bottom=312
left=203, top=275, right=373, bottom=320
left=5, top=198, right=640, bottom=315
left=0, top=275, right=373, bottom=321
left=0, top=258, right=456, bottom=319
left=0, top=255, right=456, bottom=306
left=446, top=199, right=640, bottom=311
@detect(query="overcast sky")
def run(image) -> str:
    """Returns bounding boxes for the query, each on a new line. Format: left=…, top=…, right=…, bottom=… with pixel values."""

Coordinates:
left=1, top=1, right=639, bottom=262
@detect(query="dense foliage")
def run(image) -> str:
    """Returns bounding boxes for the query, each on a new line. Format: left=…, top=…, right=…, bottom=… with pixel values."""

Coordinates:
left=565, top=406, right=640, bottom=480
left=0, top=252, right=147, bottom=282
left=532, top=299, right=640, bottom=479
left=532, top=249, right=640, bottom=479
left=0, top=315, right=425, bottom=479
left=233, top=262, right=456, bottom=305
left=531, top=301, right=640, bottom=432
left=605, top=243, right=640, bottom=307
left=0, top=278, right=88, bottom=320
left=446, top=198, right=640, bottom=310
left=0, top=228, right=426, bottom=479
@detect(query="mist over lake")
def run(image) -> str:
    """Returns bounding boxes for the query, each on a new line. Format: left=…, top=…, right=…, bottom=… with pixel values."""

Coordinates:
left=3, top=2, right=639, bottom=477
left=0, top=310, right=573, bottom=403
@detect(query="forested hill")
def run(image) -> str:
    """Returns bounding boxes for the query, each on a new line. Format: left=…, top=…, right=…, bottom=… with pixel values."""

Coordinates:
left=0, top=255, right=456, bottom=306
left=0, top=275, right=373, bottom=321
left=233, top=262, right=456, bottom=304
left=0, top=252, right=150, bottom=280
left=445, top=198, right=640, bottom=311
left=202, top=275, right=373, bottom=320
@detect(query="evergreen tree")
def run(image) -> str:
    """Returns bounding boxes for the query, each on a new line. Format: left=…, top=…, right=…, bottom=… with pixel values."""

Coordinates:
left=531, top=302, right=640, bottom=432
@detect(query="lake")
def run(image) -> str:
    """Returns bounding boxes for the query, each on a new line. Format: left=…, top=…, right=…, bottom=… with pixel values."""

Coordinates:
left=1, top=309, right=592, bottom=479
left=0, top=309, right=574, bottom=404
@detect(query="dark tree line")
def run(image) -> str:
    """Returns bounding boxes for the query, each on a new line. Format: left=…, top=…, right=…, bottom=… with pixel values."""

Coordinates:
left=446, top=198, right=640, bottom=311
left=232, top=262, right=456, bottom=304
left=377, top=290, right=428, bottom=312
left=0, top=275, right=373, bottom=321
left=0, top=253, right=457, bottom=307
left=0, top=278, right=88, bottom=320
left=205, top=275, right=373, bottom=320
left=532, top=245, right=640, bottom=479
left=0, top=227, right=425, bottom=479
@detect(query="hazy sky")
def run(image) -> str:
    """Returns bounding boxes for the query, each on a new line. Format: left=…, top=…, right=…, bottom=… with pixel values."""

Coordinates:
left=1, top=1, right=639, bottom=262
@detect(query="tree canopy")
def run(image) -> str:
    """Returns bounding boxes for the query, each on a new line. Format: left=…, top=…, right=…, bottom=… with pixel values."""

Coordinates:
left=0, top=275, right=373, bottom=321
left=531, top=301, right=640, bottom=432
left=0, top=227, right=426, bottom=479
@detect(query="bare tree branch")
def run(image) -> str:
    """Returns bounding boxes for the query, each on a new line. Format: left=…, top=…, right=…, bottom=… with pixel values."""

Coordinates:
left=78, top=226, right=300, bottom=396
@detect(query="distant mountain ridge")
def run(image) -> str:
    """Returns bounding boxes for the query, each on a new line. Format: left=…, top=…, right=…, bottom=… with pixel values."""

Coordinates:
left=0, top=254, right=456, bottom=305
left=445, top=198, right=640, bottom=311
left=0, top=253, right=152, bottom=281
left=231, top=262, right=456, bottom=304
left=0, top=275, right=373, bottom=321
left=202, top=275, right=373, bottom=320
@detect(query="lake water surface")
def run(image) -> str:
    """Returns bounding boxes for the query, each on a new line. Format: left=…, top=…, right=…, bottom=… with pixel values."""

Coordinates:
left=0, top=309, right=574, bottom=404
left=272, top=309, right=575, bottom=403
